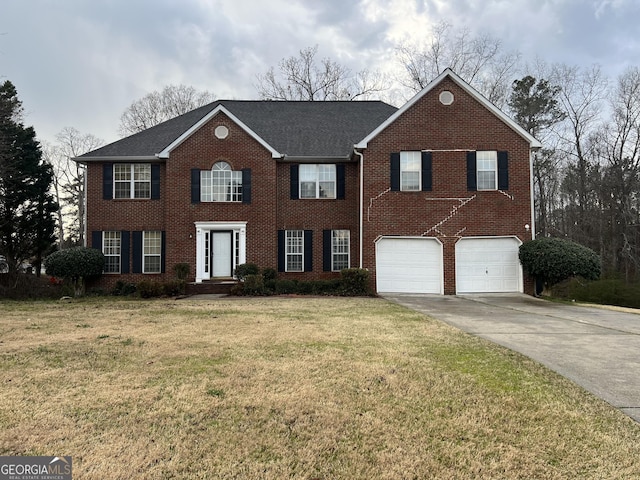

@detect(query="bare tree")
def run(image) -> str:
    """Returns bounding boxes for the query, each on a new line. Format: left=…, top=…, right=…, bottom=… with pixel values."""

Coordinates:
left=551, top=64, right=609, bottom=249
left=119, top=84, right=216, bottom=137
left=255, top=45, right=389, bottom=101
left=45, top=127, right=104, bottom=247
left=395, top=21, right=521, bottom=108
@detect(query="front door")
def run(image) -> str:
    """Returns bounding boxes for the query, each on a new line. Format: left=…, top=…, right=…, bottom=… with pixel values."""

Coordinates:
left=211, top=231, right=232, bottom=277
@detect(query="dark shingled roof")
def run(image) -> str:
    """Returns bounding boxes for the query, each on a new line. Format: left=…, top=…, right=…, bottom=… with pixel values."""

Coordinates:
left=80, top=100, right=398, bottom=160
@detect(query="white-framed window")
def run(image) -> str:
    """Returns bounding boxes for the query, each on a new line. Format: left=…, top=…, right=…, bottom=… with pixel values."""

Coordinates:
left=286, top=230, right=304, bottom=272
left=332, top=230, right=350, bottom=271
left=103, top=231, right=121, bottom=273
left=143, top=231, right=162, bottom=273
left=477, top=150, right=497, bottom=190
left=114, top=164, right=151, bottom=199
left=300, top=164, right=336, bottom=199
left=400, top=151, right=421, bottom=191
left=201, top=161, right=242, bottom=202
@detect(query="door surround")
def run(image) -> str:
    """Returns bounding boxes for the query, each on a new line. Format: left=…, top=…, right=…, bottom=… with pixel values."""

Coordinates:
left=195, top=221, right=247, bottom=283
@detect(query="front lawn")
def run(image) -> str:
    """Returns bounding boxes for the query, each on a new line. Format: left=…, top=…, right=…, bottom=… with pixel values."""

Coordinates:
left=1, top=297, right=639, bottom=479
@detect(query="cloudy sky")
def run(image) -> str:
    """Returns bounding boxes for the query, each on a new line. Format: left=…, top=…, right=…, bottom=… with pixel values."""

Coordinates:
left=2, top=0, right=639, bottom=146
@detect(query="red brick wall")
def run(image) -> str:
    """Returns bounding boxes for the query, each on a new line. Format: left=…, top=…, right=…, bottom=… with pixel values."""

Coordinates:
left=361, top=77, right=534, bottom=294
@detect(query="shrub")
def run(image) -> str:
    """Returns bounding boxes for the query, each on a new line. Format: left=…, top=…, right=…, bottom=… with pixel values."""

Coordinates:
left=519, top=238, right=600, bottom=291
left=44, top=247, right=105, bottom=297
left=137, top=280, right=164, bottom=298
left=235, top=263, right=259, bottom=281
left=112, top=281, right=136, bottom=296
left=262, top=267, right=277, bottom=281
left=173, top=263, right=190, bottom=281
left=242, top=274, right=266, bottom=296
left=552, top=277, right=640, bottom=309
left=163, top=280, right=186, bottom=297
left=339, top=268, right=370, bottom=296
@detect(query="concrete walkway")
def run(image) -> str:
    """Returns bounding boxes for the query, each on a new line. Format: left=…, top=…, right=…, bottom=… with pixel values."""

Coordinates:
left=383, top=293, right=640, bottom=422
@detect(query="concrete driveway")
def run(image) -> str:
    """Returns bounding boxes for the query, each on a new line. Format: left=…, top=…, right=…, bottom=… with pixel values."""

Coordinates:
left=383, top=293, right=640, bottom=422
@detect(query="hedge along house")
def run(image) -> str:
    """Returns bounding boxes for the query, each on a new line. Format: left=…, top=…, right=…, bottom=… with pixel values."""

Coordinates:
left=76, top=68, right=541, bottom=295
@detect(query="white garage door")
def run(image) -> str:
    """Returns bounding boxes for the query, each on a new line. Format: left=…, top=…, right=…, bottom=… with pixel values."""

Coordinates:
left=376, top=237, right=443, bottom=294
left=455, top=237, right=522, bottom=294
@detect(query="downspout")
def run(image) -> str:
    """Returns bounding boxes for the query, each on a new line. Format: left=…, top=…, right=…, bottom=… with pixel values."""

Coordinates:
left=354, top=149, right=364, bottom=268
left=529, top=148, right=538, bottom=240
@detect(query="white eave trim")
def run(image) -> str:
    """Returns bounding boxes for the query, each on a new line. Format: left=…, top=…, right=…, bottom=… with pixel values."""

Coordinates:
left=157, top=104, right=282, bottom=159
left=72, top=155, right=160, bottom=163
left=355, top=68, right=543, bottom=150
left=281, top=155, right=352, bottom=163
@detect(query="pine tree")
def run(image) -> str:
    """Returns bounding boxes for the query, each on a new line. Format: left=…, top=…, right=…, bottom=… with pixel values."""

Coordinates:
left=0, top=80, right=57, bottom=277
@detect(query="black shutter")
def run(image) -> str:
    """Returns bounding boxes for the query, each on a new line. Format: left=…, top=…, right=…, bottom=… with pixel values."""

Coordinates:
left=151, top=165, right=160, bottom=199
left=421, top=152, right=432, bottom=191
left=103, top=164, right=113, bottom=199
left=132, top=231, right=142, bottom=273
left=242, top=168, right=252, bottom=204
left=336, top=164, right=345, bottom=199
left=121, top=231, right=130, bottom=274
left=497, top=151, right=509, bottom=190
left=390, top=153, right=400, bottom=191
left=304, top=230, right=313, bottom=272
left=323, top=230, right=332, bottom=272
left=161, top=231, right=166, bottom=273
left=277, top=230, right=285, bottom=272
left=191, top=169, right=200, bottom=204
left=290, top=164, right=299, bottom=200
left=466, top=152, right=477, bottom=191
left=91, top=231, right=102, bottom=250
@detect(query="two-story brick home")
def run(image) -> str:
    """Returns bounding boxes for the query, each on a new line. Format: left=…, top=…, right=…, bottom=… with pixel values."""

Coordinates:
left=77, top=69, right=541, bottom=295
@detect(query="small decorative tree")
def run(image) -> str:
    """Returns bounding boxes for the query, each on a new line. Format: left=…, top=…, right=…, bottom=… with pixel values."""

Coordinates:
left=519, top=238, right=601, bottom=294
left=44, top=247, right=105, bottom=297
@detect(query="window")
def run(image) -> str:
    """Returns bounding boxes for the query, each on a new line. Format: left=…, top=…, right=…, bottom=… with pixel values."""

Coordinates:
left=286, top=230, right=304, bottom=272
left=400, top=151, right=421, bottom=191
left=201, top=161, right=242, bottom=202
left=143, top=231, right=162, bottom=273
left=114, top=164, right=151, bottom=199
left=103, top=231, right=121, bottom=273
left=332, top=230, right=350, bottom=271
left=476, top=151, right=497, bottom=190
left=300, top=164, right=336, bottom=199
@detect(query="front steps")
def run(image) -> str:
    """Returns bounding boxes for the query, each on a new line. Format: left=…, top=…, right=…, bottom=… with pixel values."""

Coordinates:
left=186, top=279, right=238, bottom=296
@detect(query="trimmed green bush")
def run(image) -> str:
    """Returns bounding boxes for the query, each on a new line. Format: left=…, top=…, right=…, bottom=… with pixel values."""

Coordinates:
left=44, top=247, right=105, bottom=297
left=519, top=238, right=600, bottom=290
left=339, top=268, right=370, bottom=296
left=243, top=274, right=266, bottom=295
left=234, top=263, right=259, bottom=281
left=173, top=263, right=190, bottom=281
left=112, top=281, right=136, bottom=296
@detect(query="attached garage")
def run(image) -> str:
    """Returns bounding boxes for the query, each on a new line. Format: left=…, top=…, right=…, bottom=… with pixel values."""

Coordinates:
left=455, top=237, right=522, bottom=294
left=376, top=237, right=443, bottom=294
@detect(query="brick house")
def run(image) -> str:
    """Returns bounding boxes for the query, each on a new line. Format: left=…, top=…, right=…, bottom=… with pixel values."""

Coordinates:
left=77, top=69, right=541, bottom=295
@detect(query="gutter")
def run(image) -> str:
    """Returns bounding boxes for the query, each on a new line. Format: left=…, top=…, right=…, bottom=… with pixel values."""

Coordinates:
left=354, top=149, right=364, bottom=268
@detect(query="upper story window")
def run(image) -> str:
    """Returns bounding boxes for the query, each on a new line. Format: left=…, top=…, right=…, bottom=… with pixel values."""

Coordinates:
left=300, top=164, right=336, bottom=199
left=476, top=151, right=497, bottom=190
left=201, top=161, right=242, bottom=202
left=114, top=164, right=151, bottom=199
left=400, top=151, right=421, bottom=191
left=103, top=231, right=121, bottom=273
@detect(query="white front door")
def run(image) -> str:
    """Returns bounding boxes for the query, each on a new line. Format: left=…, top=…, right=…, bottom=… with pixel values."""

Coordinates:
left=211, top=231, right=232, bottom=277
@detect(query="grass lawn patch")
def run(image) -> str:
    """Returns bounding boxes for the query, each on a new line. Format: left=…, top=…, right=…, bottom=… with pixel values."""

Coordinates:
left=1, top=297, right=639, bottom=479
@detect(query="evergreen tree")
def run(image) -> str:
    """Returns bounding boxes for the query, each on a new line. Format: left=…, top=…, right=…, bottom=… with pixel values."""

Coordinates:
left=0, top=81, right=57, bottom=276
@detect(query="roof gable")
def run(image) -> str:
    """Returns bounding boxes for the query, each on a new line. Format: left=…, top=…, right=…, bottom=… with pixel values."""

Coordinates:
left=355, top=68, right=542, bottom=149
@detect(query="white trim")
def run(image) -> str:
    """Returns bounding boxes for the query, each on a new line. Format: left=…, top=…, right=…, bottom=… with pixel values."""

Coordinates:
left=194, top=221, right=247, bottom=282
left=158, top=105, right=282, bottom=159
left=355, top=68, right=542, bottom=150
